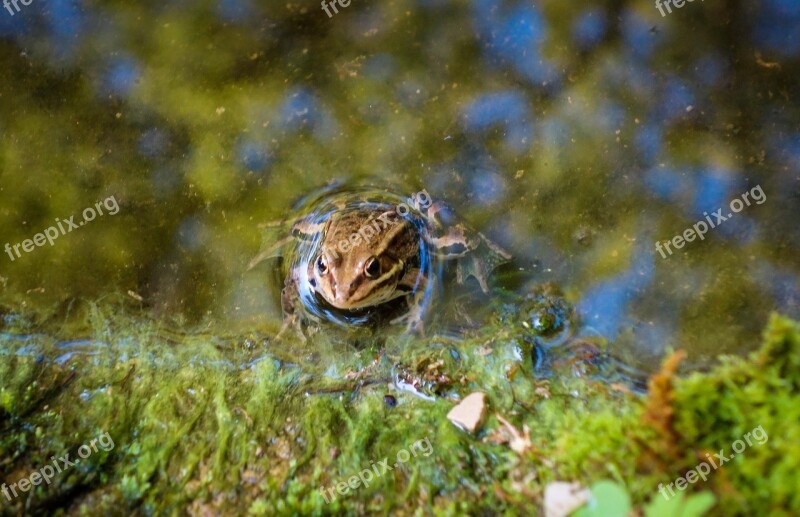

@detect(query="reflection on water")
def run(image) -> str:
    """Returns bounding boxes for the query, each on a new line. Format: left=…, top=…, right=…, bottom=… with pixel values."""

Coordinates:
left=0, top=0, right=798, bottom=374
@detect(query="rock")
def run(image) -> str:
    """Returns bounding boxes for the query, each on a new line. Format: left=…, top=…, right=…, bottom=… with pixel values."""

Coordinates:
left=447, top=392, right=487, bottom=433
left=543, top=481, right=590, bottom=517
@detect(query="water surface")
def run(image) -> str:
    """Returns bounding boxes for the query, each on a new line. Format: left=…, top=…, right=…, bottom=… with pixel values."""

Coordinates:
left=0, top=0, right=798, bottom=374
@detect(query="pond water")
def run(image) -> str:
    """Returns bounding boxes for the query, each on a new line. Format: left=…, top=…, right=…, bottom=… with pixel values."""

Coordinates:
left=1, top=2, right=799, bottom=373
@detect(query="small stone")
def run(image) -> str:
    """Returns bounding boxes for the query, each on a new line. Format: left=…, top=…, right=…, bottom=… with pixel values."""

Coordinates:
left=544, top=481, right=590, bottom=517
left=447, top=392, right=487, bottom=433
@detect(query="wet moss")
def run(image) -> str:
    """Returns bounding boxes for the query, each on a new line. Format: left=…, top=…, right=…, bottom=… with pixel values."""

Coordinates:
left=0, top=308, right=798, bottom=515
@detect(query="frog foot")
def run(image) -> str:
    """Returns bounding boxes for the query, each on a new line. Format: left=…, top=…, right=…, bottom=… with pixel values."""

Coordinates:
left=456, top=232, right=511, bottom=293
left=389, top=292, right=427, bottom=336
left=275, top=313, right=307, bottom=343
left=391, top=310, right=426, bottom=336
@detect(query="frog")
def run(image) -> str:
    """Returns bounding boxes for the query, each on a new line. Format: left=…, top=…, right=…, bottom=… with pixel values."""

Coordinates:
left=249, top=186, right=510, bottom=340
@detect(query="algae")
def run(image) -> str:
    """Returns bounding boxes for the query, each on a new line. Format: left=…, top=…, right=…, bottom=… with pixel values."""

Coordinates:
left=2, top=301, right=799, bottom=515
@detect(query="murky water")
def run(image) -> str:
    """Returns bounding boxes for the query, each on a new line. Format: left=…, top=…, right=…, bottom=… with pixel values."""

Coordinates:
left=1, top=1, right=799, bottom=373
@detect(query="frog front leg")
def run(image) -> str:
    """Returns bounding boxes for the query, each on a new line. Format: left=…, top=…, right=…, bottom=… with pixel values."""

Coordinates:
left=391, top=267, right=428, bottom=335
left=249, top=217, right=326, bottom=271
left=277, top=267, right=308, bottom=342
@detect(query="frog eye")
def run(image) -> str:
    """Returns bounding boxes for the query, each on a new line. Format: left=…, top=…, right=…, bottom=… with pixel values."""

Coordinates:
left=364, top=257, right=381, bottom=278
left=316, top=256, right=327, bottom=274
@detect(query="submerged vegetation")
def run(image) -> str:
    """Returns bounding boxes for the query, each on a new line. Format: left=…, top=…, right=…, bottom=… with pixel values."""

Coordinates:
left=1, top=301, right=798, bottom=514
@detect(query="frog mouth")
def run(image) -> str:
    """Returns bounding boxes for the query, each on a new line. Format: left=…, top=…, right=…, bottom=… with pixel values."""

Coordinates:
left=313, top=291, right=408, bottom=316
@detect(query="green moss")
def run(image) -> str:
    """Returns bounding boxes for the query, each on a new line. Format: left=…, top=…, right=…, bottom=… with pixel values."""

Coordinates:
left=669, top=315, right=800, bottom=514
left=1, top=308, right=799, bottom=514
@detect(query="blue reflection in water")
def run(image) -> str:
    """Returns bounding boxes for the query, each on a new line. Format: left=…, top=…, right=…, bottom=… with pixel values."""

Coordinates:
left=278, top=87, right=338, bottom=141
left=463, top=91, right=527, bottom=131
left=139, top=128, right=170, bottom=158
left=46, top=0, right=83, bottom=39
left=38, top=0, right=84, bottom=62
left=436, top=151, right=507, bottom=207
left=237, top=139, right=273, bottom=174
left=621, top=9, right=657, bottom=61
left=645, top=166, right=757, bottom=243
left=693, top=53, right=727, bottom=87
left=468, top=168, right=507, bottom=207
left=644, top=165, right=747, bottom=218
left=756, top=263, right=800, bottom=316
left=754, top=0, right=800, bottom=56
left=101, top=56, right=141, bottom=97
left=691, top=168, right=740, bottom=218
left=644, top=166, right=685, bottom=202
left=472, top=0, right=559, bottom=86
left=715, top=214, right=758, bottom=243
left=0, top=9, right=28, bottom=37
left=655, top=76, right=695, bottom=123
left=217, top=0, right=254, bottom=23
left=595, top=101, right=626, bottom=132
left=55, top=339, right=107, bottom=366
left=280, top=88, right=319, bottom=131
left=636, top=123, right=663, bottom=164
left=538, top=117, right=570, bottom=150
left=462, top=91, right=534, bottom=154
left=577, top=242, right=655, bottom=339
left=572, top=9, right=607, bottom=50
left=771, top=133, right=800, bottom=169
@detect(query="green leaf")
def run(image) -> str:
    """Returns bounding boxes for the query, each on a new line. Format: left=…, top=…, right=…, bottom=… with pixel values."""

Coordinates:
left=573, top=480, right=631, bottom=517
left=680, top=492, right=716, bottom=517
left=644, top=490, right=716, bottom=517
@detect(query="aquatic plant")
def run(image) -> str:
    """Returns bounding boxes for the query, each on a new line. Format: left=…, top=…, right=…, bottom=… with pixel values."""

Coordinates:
left=1, top=303, right=797, bottom=514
